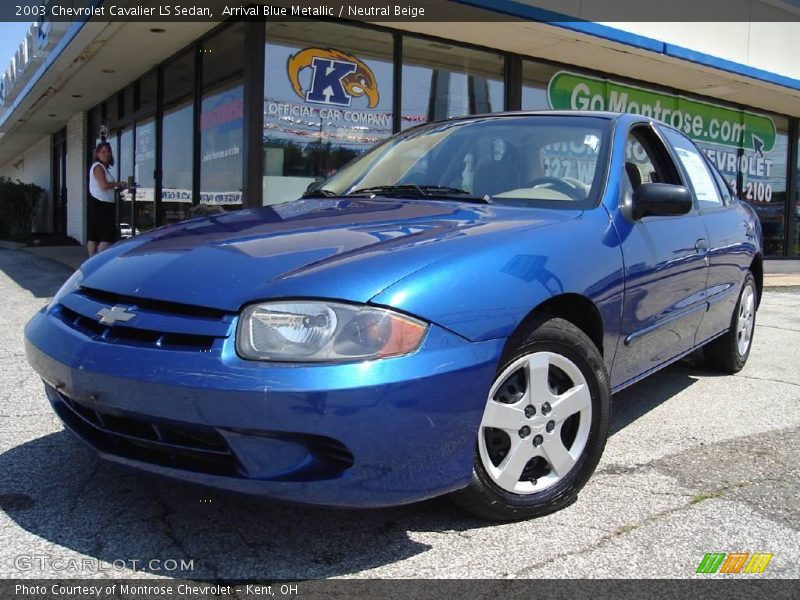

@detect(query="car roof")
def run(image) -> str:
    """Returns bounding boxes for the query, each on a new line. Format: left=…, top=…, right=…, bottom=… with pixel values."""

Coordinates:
left=434, top=110, right=626, bottom=123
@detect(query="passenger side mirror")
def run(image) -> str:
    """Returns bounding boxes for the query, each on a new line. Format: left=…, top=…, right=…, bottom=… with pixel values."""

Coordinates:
left=631, top=183, right=692, bottom=220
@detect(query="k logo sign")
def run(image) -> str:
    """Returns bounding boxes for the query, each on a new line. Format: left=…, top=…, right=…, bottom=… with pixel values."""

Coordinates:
left=287, top=48, right=379, bottom=108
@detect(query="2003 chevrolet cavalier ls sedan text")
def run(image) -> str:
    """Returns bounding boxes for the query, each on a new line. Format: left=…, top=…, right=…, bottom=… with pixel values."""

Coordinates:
left=25, top=112, right=761, bottom=520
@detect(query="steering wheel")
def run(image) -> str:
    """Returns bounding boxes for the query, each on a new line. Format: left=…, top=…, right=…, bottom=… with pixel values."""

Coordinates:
left=527, top=176, right=585, bottom=200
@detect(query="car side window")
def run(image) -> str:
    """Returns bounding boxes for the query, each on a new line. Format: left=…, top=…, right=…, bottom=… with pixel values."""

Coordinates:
left=622, top=125, right=681, bottom=205
left=660, top=128, right=723, bottom=209
left=704, top=156, right=735, bottom=206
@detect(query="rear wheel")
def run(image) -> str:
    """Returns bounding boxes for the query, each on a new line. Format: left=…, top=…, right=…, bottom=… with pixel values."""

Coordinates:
left=704, top=272, right=757, bottom=373
left=451, top=316, right=610, bottom=521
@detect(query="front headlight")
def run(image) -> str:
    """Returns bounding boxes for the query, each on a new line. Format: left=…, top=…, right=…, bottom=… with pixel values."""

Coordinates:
left=49, top=269, right=83, bottom=309
left=236, top=301, right=428, bottom=362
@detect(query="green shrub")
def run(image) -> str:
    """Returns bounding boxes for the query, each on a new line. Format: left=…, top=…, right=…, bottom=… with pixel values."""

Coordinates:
left=0, top=176, right=45, bottom=244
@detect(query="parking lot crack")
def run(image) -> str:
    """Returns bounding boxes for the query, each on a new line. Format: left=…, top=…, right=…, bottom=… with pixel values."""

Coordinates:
left=513, top=479, right=759, bottom=577
left=732, top=373, right=800, bottom=389
left=756, top=324, right=800, bottom=333
left=153, top=496, right=192, bottom=560
left=512, top=502, right=688, bottom=576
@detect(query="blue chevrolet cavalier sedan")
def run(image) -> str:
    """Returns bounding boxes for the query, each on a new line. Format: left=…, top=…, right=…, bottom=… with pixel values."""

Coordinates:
left=25, top=112, right=762, bottom=520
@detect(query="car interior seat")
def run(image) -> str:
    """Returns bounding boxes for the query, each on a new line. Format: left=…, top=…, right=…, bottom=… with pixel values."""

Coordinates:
left=473, top=142, right=522, bottom=197
left=624, top=162, right=642, bottom=189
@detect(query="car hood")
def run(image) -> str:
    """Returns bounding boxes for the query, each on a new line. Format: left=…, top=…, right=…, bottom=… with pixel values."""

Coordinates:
left=80, top=198, right=579, bottom=312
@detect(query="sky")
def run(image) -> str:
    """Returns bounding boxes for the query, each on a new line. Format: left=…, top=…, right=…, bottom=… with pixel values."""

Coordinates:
left=0, top=21, right=35, bottom=73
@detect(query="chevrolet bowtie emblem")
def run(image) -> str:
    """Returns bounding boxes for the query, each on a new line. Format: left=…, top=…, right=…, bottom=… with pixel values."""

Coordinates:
left=96, top=305, right=136, bottom=325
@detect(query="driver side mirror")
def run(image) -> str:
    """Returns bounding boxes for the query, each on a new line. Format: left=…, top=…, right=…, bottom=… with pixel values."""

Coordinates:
left=631, top=183, right=692, bottom=220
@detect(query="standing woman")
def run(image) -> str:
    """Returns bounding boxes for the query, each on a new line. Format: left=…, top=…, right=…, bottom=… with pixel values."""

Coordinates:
left=87, top=142, right=126, bottom=256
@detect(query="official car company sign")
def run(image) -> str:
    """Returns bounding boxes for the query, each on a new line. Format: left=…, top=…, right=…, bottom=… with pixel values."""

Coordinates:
left=287, top=48, right=379, bottom=108
left=548, top=71, right=776, bottom=153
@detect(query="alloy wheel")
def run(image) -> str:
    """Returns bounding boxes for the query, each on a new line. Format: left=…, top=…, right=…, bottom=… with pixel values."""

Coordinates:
left=478, top=351, right=592, bottom=494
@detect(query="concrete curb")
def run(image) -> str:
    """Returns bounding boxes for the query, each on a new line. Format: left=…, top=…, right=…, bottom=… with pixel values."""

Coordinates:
left=764, top=274, right=800, bottom=288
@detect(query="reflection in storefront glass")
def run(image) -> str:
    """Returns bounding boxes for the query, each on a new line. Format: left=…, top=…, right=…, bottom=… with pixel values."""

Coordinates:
left=698, top=126, right=788, bottom=256
left=200, top=85, right=244, bottom=210
left=118, top=127, right=133, bottom=230
left=796, top=133, right=800, bottom=256
left=161, top=102, right=194, bottom=224
left=521, top=61, right=558, bottom=111
left=401, top=37, right=504, bottom=130
left=134, top=118, right=156, bottom=232
left=262, top=23, right=394, bottom=205
left=524, top=60, right=790, bottom=256
left=199, top=23, right=244, bottom=213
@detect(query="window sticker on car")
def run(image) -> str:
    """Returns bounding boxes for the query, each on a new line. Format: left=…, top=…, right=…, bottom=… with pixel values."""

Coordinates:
left=674, top=147, right=719, bottom=203
left=584, top=134, right=600, bottom=153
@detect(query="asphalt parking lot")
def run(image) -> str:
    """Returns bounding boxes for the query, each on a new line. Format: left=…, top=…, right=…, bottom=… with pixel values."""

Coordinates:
left=1, top=247, right=798, bottom=580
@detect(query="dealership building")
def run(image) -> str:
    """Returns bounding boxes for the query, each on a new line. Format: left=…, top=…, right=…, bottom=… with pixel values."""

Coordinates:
left=1, top=0, right=799, bottom=256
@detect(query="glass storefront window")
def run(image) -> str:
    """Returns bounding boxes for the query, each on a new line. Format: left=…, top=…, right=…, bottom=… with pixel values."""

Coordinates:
left=796, top=132, right=800, bottom=256
left=262, top=22, right=394, bottom=205
left=164, top=50, right=194, bottom=105
left=521, top=60, right=559, bottom=110
left=118, top=127, right=133, bottom=230
left=162, top=51, right=195, bottom=224
left=162, top=102, right=194, bottom=224
left=527, top=60, right=791, bottom=255
left=401, top=37, right=504, bottom=129
left=106, top=132, right=119, bottom=181
left=137, top=71, right=157, bottom=114
left=106, top=94, right=119, bottom=125
left=200, top=23, right=245, bottom=211
left=121, top=85, right=134, bottom=119
left=134, top=118, right=156, bottom=232
left=697, top=117, right=788, bottom=256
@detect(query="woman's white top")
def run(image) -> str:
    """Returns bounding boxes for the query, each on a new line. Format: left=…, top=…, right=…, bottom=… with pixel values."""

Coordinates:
left=89, top=161, right=116, bottom=203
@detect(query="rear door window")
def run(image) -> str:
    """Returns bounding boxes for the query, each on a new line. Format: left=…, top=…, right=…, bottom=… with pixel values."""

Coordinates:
left=660, top=127, right=723, bottom=209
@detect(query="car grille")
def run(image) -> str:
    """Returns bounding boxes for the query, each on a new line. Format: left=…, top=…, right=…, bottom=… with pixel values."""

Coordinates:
left=52, top=286, right=234, bottom=352
left=78, top=287, right=228, bottom=319
left=57, top=305, right=217, bottom=351
left=49, top=386, right=355, bottom=479
left=51, top=386, right=240, bottom=477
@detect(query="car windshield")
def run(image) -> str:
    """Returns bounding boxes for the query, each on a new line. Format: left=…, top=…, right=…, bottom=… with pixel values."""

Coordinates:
left=315, top=115, right=611, bottom=208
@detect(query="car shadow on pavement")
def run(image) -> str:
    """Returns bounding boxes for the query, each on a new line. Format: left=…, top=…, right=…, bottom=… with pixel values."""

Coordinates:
left=609, top=352, right=721, bottom=436
left=0, top=430, right=487, bottom=580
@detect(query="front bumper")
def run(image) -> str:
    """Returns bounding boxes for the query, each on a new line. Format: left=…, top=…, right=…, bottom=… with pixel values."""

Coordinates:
left=24, top=307, right=503, bottom=508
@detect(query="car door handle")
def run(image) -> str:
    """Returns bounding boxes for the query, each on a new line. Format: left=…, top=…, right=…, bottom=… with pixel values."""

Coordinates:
left=695, top=238, right=709, bottom=253
left=744, top=223, right=756, bottom=238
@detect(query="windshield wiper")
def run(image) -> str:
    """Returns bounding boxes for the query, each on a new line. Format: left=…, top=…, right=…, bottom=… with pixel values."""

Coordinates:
left=301, top=188, right=338, bottom=198
left=347, top=184, right=491, bottom=204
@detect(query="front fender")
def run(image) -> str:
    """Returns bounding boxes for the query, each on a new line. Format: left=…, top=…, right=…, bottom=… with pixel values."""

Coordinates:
left=370, top=207, right=625, bottom=353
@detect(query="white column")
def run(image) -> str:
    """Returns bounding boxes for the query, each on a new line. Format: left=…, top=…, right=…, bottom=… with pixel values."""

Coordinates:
left=66, top=112, right=87, bottom=243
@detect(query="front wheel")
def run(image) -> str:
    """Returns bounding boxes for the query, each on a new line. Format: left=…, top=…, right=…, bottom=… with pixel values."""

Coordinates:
left=703, top=272, right=757, bottom=373
left=451, top=316, right=610, bottom=521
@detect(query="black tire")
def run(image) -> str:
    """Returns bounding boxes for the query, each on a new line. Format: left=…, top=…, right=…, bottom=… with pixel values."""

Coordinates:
left=451, top=315, right=611, bottom=521
left=703, top=272, right=757, bottom=373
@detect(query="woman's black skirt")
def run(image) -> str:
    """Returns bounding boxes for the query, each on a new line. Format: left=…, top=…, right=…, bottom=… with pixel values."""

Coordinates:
left=87, top=197, right=117, bottom=243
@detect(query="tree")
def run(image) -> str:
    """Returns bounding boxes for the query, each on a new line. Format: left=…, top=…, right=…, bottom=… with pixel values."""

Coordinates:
left=0, top=177, right=45, bottom=244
